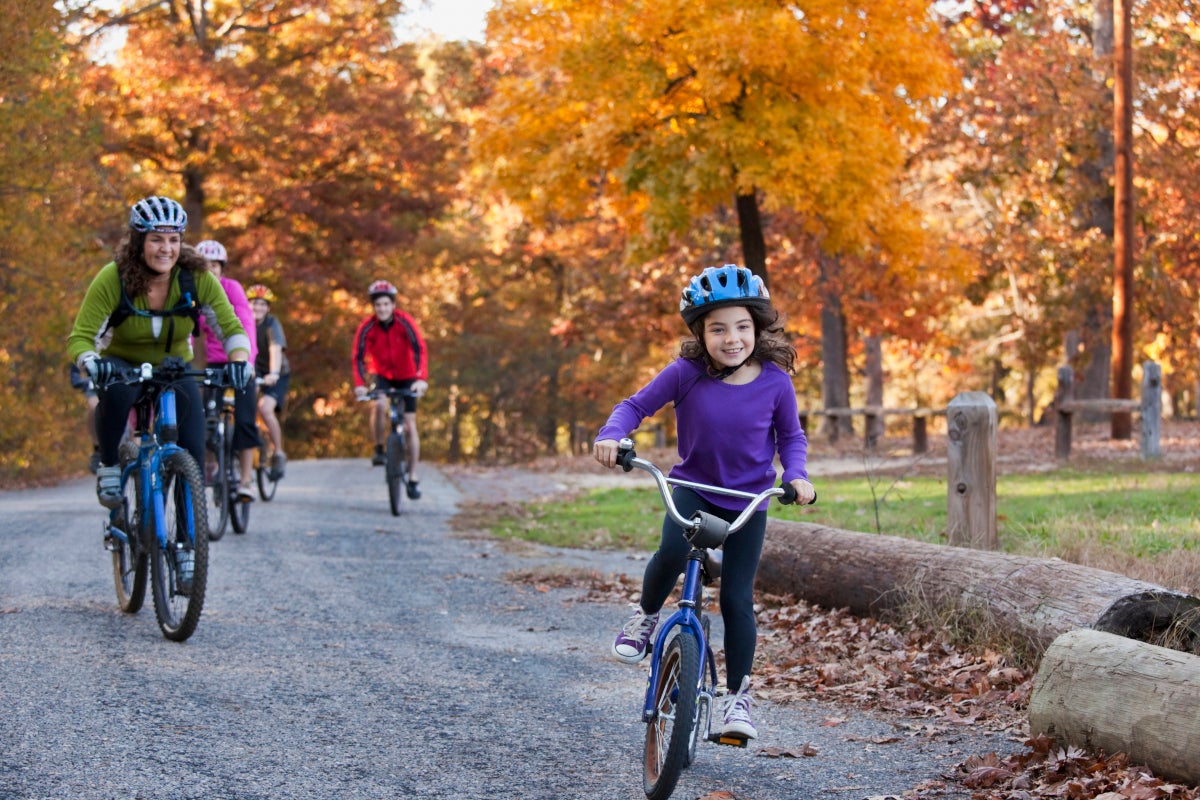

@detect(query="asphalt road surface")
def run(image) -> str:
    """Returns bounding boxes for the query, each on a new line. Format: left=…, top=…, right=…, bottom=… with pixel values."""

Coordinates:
left=0, top=459, right=1014, bottom=799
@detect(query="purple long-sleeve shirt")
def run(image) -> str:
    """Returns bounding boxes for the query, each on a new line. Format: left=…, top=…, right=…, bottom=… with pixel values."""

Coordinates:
left=596, top=358, right=808, bottom=511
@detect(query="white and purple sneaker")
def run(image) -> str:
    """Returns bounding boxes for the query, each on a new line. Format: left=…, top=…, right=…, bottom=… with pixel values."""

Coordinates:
left=611, top=607, right=659, bottom=664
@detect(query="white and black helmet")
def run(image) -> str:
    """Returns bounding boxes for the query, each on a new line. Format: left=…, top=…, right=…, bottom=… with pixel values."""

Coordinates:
left=129, top=196, right=188, bottom=233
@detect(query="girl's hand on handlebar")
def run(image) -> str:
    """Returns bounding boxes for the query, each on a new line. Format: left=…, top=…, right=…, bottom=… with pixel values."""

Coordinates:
left=354, top=385, right=368, bottom=401
left=790, top=478, right=817, bottom=505
left=413, top=379, right=429, bottom=397
left=593, top=438, right=620, bottom=469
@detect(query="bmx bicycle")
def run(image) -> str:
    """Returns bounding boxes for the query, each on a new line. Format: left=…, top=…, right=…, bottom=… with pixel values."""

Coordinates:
left=614, top=438, right=811, bottom=800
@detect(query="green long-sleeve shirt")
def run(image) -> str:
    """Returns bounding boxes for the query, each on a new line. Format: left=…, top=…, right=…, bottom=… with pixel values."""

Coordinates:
left=68, top=262, right=251, bottom=368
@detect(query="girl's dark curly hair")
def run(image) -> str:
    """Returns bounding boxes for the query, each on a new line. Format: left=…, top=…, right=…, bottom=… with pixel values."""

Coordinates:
left=680, top=303, right=796, bottom=376
left=114, top=231, right=208, bottom=298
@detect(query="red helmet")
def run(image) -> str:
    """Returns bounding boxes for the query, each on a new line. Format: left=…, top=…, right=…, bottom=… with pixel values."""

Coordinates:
left=368, top=279, right=398, bottom=300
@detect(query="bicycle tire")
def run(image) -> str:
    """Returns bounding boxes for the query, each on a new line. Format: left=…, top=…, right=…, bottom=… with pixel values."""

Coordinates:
left=228, top=428, right=250, bottom=534
left=643, top=630, right=700, bottom=800
left=385, top=430, right=406, bottom=516
left=111, top=465, right=147, bottom=613
left=205, top=420, right=229, bottom=541
left=256, top=442, right=278, bottom=501
left=150, top=451, right=209, bottom=642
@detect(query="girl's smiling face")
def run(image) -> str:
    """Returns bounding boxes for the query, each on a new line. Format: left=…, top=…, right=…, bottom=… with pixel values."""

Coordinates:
left=702, top=305, right=756, bottom=370
left=142, top=232, right=182, bottom=276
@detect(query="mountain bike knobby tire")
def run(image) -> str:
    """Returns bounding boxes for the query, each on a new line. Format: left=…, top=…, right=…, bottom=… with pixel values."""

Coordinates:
left=386, top=431, right=406, bottom=516
left=150, top=451, right=210, bottom=642
left=205, top=424, right=229, bottom=541
left=643, top=630, right=700, bottom=800
left=112, top=465, right=148, bottom=613
left=256, top=441, right=278, bottom=501
left=226, top=419, right=251, bottom=535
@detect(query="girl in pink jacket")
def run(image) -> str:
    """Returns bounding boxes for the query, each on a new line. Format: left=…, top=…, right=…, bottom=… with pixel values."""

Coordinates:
left=195, top=240, right=261, bottom=501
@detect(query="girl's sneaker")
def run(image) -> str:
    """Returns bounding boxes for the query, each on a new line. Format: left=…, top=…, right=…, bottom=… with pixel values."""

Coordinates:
left=719, top=676, right=757, bottom=739
left=612, top=606, right=658, bottom=664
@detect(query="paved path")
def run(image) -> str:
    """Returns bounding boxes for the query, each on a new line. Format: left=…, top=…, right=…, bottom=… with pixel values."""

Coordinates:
left=0, top=459, right=1014, bottom=799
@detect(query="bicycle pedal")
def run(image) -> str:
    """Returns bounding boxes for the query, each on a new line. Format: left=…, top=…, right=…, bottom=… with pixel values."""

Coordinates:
left=711, top=733, right=750, bottom=748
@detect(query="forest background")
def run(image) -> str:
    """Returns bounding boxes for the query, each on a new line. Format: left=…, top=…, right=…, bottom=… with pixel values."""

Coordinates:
left=3, top=0, right=1199, bottom=487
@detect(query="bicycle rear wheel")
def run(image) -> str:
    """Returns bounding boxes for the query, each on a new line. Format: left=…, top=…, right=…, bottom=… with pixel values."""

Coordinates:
left=385, top=431, right=406, bottom=516
left=110, top=465, right=147, bottom=613
left=643, top=630, right=700, bottom=800
left=205, top=421, right=229, bottom=541
left=150, top=451, right=209, bottom=642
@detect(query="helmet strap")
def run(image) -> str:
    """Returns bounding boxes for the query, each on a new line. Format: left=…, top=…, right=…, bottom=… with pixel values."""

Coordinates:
left=714, top=355, right=753, bottom=381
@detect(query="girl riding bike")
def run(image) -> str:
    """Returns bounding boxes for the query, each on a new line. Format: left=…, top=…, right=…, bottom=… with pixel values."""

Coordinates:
left=593, top=264, right=816, bottom=741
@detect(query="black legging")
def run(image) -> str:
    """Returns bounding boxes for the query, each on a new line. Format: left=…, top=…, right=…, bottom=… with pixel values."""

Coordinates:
left=95, top=357, right=205, bottom=469
left=639, top=486, right=767, bottom=692
left=206, top=362, right=262, bottom=452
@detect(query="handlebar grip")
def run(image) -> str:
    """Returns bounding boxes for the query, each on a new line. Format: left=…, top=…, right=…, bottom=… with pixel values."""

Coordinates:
left=616, top=437, right=636, bottom=473
left=777, top=483, right=818, bottom=506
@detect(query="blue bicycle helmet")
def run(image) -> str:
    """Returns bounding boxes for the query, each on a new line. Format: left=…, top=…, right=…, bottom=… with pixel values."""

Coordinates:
left=129, top=196, right=188, bottom=233
left=679, top=265, right=771, bottom=325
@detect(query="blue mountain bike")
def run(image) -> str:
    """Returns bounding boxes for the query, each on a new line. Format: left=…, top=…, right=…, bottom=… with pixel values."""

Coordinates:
left=103, top=357, right=211, bottom=642
left=615, top=439, right=804, bottom=800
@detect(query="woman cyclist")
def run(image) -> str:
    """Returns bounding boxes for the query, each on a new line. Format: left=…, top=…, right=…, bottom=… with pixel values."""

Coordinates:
left=68, top=196, right=253, bottom=510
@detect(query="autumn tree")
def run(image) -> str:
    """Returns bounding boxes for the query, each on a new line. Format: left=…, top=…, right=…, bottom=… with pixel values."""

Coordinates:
left=476, top=0, right=961, bottom=432
left=0, top=2, right=107, bottom=484
left=71, top=1, right=464, bottom=457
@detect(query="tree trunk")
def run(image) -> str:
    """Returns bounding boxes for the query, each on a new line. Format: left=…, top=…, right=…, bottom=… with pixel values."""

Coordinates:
left=818, top=252, right=853, bottom=440
left=735, top=192, right=769, bottom=288
left=755, top=519, right=1200, bottom=654
left=1030, top=629, right=1200, bottom=786
left=1070, top=0, right=1115, bottom=422
left=864, top=333, right=883, bottom=449
left=1111, top=0, right=1135, bottom=440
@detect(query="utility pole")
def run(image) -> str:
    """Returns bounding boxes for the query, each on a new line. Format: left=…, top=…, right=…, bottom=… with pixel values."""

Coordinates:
left=1110, top=0, right=1134, bottom=439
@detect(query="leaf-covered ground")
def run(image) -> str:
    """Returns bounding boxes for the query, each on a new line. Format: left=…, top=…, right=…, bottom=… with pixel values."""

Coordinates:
left=460, top=420, right=1200, bottom=799
left=538, top=568, right=1200, bottom=800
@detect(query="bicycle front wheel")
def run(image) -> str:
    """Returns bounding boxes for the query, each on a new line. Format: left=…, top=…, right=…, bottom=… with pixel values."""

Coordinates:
left=150, top=451, right=209, bottom=642
left=256, top=442, right=278, bottom=501
left=111, top=465, right=147, bottom=613
left=644, top=630, right=700, bottom=800
left=385, top=431, right=406, bottom=516
left=228, top=433, right=250, bottom=534
left=205, top=423, right=229, bottom=541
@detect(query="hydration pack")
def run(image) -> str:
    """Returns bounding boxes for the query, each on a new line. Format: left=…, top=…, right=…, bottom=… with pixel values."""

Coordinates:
left=103, top=268, right=202, bottom=353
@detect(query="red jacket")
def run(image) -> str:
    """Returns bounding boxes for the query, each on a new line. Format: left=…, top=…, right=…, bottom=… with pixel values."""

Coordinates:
left=352, top=310, right=428, bottom=387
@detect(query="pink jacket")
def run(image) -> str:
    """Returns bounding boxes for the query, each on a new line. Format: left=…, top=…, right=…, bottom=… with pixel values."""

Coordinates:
left=199, top=276, right=258, bottom=365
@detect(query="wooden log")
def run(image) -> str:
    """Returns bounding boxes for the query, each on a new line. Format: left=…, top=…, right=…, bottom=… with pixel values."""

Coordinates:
left=946, top=392, right=997, bottom=549
left=1029, top=629, right=1200, bottom=785
left=756, top=520, right=1200, bottom=653
left=1059, top=398, right=1141, bottom=413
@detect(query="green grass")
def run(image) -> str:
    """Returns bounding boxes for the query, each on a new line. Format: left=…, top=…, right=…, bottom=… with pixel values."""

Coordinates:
left=487, top=469, right=1200, bottom=565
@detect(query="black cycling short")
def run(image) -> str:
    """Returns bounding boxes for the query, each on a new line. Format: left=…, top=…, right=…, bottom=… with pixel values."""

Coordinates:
left=371, top=376, right=418, bottom=414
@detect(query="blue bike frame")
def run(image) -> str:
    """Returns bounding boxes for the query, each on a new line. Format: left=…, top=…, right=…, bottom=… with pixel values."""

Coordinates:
left=106, top=365, right=198, bottom=555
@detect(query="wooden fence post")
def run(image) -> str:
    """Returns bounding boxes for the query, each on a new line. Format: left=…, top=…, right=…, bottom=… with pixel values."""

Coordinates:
left=1054, top=365, right=1074, bottom=459
left=946, top=392, right=998, bottom=550
left=1141, top=360, right=1162, bottom=459
left=913, top=413, right=928, bottom=454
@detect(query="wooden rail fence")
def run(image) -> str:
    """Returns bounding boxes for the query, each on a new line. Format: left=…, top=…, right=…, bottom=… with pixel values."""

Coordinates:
left=798, top=406, right=934, bottom=453
left=1053, top=361, right=1162, bottom=459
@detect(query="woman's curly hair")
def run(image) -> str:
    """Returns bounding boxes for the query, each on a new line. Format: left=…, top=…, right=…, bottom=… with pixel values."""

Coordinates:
left=680, top=303, right=796, bottom=376
left=115, top=231, right=208, bottom=298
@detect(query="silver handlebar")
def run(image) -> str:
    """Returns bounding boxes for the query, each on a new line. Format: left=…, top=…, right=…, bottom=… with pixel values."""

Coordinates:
left=616, top=438, right=787, bottom=548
